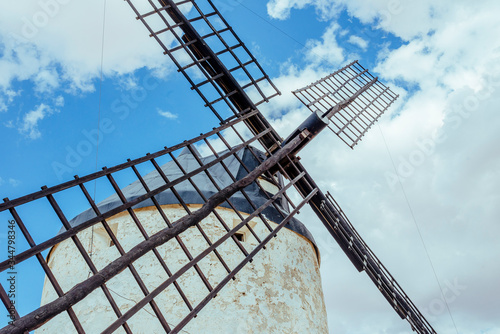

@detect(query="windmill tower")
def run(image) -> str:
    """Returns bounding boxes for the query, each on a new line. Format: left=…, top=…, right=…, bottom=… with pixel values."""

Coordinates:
left=0, top=1, right=437, bottom=334
left=38, top=146, right=328, bottom=333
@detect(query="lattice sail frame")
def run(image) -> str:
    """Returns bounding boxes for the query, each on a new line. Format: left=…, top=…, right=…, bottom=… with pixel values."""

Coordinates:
left=0, top=113, right=314, bottom=334
left=293, top=60, right=398, bottom=148
left=126, top=0, right=281, bottom=123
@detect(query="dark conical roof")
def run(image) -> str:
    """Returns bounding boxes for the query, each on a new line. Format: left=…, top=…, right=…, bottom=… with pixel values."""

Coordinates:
left=67, top=146, right=316, bottom=249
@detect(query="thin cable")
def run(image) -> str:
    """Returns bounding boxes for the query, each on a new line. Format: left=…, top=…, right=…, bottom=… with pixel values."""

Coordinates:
left=94, top=0, right=107, bottom=200
left=88, top=0, right=107, bottom=278
left=236, top=2, right=304, bottom=46
left=233, top=1, right=336, bottom=66
left=377, top=124, right=459, bottom=333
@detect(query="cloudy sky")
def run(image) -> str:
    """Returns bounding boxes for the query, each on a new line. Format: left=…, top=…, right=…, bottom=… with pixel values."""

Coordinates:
left=1, top=0, right=499, bottom=333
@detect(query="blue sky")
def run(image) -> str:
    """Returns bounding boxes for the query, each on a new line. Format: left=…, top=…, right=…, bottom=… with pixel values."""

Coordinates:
left=1, top=0, right=500, bottom=333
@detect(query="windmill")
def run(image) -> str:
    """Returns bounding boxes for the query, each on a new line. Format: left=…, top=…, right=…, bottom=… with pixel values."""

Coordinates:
left=0, top=0, right=437, bottom=333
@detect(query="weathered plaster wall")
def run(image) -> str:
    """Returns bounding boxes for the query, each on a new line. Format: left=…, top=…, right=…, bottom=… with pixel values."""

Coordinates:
left=38, top=205, right=328, bottom=333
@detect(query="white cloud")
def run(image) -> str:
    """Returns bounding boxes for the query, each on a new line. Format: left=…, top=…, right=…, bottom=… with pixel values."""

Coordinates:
left=0, top=0, right=173, bottom=98
left=19, top=103, right=56, bottom=139
left=256, top=62, right=331, bottom=119
left=0, top=177, right=21, bottom=187
left=267, top=0, right=442, bottom=40
left=34, top=68, right=60, bottom=92
left=157, top=109, right=178, bottom=120
left=54, top=95, right=64, bottom=107
left=0, top=89, right=20, bottom=112
left=3, top=120, right=14, bottom=128
left=375, top=4, right=500, bottom=92
left=8, top=178, right=21, bottom=187
left=267, top=0, right=340, bottom=20
left=304, top=22, right=345, bottom=66
left=267, top=0, right=305, bottom=20
left=117, top=75, right=140, bottom=91
left=347, top=35, right=368, bottom=50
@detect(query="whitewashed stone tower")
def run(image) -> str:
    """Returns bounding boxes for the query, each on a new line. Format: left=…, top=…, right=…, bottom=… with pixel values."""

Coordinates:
left=39, top=147, right=328, bottom=333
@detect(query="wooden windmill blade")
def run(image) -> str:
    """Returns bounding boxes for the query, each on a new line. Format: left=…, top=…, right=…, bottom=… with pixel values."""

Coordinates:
left=292, top=60, right=399, bottom=148
left=0, top=1, right=437, bottom=334
left=125, top=0, right=283, bottom=150
left=0, top=116, right=316, bottom=333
